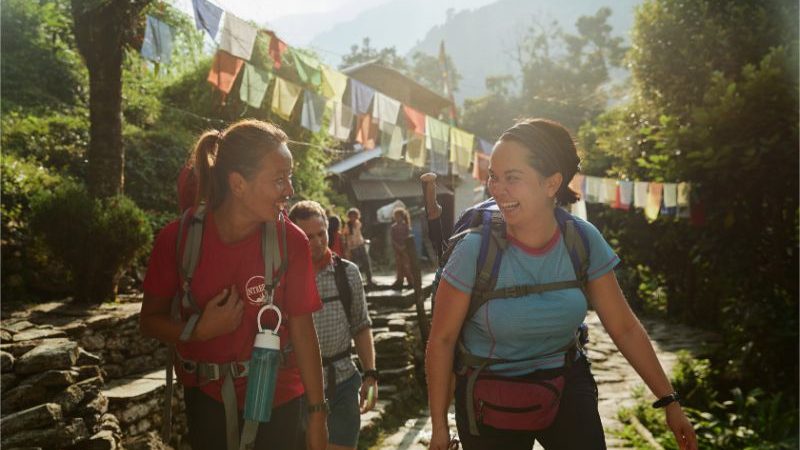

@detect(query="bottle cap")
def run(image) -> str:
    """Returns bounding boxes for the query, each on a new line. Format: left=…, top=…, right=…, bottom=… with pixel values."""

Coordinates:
left=253, top=330, right=280, bottom=350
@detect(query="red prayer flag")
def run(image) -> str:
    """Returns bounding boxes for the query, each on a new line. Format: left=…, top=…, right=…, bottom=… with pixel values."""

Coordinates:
left=207, top=50, right=244, bottom=94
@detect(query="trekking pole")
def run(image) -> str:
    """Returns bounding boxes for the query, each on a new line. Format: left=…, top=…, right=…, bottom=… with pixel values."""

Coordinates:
left=406, top=233, right=429, bottom=344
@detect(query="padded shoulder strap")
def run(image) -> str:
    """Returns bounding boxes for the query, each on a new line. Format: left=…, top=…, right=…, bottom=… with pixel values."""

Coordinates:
left=177, top=205, right=206, bottom=315
left=468, top=213, right=507, bottom=320
left=261, top=214, right=288, bottom=304
left=332, top=255, right=354, bottom=326
left=557, top=208, right=590, bottom=302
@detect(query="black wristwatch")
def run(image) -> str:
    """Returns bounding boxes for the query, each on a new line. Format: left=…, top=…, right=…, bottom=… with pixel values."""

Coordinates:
left=652, top=392, right=681, bottom=409
left=363, top=369, right=380, bottom=382
left=307, top=400, right=329, bottom=414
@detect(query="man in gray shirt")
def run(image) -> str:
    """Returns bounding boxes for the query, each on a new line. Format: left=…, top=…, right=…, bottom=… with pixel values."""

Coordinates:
left=289, top=201, right=378, bottom=450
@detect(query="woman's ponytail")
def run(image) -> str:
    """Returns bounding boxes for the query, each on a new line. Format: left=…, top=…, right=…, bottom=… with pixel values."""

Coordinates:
left=192, top=130, right=221, bottom=207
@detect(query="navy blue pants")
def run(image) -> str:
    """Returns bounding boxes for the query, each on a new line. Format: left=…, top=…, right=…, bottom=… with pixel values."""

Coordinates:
left=455, top=356, right=606, bottom=450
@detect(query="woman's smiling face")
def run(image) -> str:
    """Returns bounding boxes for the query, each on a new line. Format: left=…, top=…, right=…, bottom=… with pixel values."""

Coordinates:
left=487, top=139, right=562, bottom=226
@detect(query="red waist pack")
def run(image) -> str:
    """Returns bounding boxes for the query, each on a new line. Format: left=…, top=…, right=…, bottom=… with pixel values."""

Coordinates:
left=472, top=372, right=565, bottom=431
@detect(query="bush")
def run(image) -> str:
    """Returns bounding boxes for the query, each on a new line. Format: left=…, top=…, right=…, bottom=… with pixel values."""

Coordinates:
left=619, top=354, right=799, bottom=450
left=31, top=184, right=153, bottom=303
left=124, top=124, right=194, bottom=212
left=1, top=154, right=71, bottom=299
left=1, top=110, right=89, bottom=178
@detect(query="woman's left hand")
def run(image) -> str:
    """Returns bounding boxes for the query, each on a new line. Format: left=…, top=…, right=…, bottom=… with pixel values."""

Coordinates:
left=306, top=413, right=328, bottom=450
left=665, top=403, right=697, bottom=450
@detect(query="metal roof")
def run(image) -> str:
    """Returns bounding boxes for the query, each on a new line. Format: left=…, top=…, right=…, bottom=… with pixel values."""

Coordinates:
left=350, top=179, right=453, bottom=202
left=326, top=148, right=383, bottom=175
left=342, top=61, right=454, bottom=117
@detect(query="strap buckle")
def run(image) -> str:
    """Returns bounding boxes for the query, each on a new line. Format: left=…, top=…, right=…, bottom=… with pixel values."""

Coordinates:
left=197, top=362, right=220, bottom=382
left=502, top=286, right=519, bottom=298
left=230, top=361, right=249, bottom=377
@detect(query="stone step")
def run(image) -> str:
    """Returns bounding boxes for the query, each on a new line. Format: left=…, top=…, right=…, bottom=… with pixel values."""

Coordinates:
left=366, top=274, right=436, bottom=310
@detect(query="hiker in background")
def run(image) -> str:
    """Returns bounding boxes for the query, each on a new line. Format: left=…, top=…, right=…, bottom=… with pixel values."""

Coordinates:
left=420, top=172, right=446, bottom=262
left=290, top=201, right=379, bottom=450
left=140, top=120, right=328, bottom=450
left=343, top=207, right=375, bottom=288
left=327, top=212, right=345, bottom=257
left=390, top=206, right=414, bottom=290
left=426, top=119, right=697, bottom=450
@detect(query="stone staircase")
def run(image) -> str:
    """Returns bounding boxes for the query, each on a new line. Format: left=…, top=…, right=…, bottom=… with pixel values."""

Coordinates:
left=370, top=310, right=719, bottom=449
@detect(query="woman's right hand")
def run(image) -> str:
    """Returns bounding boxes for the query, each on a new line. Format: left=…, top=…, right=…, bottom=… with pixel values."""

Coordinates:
left=193, top=286, right=244, bottom=341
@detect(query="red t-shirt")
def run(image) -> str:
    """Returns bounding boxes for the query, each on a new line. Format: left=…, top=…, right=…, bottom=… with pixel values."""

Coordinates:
left=143, top=209, right=322, bottom=407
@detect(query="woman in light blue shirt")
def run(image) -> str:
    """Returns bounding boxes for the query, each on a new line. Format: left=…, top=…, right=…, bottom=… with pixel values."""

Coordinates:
left=426, top=118, right=697, bottom=450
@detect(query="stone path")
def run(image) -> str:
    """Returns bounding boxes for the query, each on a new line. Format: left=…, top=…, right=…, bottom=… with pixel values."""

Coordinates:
left=371, top=310, right=718, bottom=449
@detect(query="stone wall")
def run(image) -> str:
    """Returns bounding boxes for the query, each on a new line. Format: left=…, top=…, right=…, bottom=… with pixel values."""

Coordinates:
left=0, top=290, right=430, bottom=449
left=1, top=300, right=187, bottom=449
left=0, top=335, right=122, bottom=449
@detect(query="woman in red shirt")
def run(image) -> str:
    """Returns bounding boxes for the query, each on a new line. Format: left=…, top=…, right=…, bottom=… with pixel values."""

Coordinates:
left=141, top=120, right=327, bottom=450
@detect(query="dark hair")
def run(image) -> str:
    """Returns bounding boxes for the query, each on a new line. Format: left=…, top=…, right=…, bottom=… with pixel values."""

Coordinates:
left=193, top=119, right=288, bottom=209
left=288, top=200, right=327, bottom=224
left=326, top=215, right=341, bottom=250
left=327, top=214, right=341, bottom=234
left=393, top=206, right=410, bottom=224
left=498, top=118, right=581, bottom=205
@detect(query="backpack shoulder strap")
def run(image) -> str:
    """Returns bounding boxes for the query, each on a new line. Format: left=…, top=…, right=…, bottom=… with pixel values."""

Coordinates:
left=332, top=254, right=354, bottom=327
left=175, top=205, right=206, bottom=340
left=261, top=213, right=289, bottom=304
left=556, top=208, right=591, bottom=302
left=466, top=210, right=508, bottom=320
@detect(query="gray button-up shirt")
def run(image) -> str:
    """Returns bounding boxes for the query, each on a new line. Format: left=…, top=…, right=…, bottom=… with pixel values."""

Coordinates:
left=313, top=257, right=371, bottom=387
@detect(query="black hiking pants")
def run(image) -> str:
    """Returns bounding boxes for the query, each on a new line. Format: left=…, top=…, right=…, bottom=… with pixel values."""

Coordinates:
left=184, top=387, right=306, bottom=450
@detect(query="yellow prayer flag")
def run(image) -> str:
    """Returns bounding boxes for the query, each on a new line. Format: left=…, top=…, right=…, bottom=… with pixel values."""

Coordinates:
left=271, top=77, right=303, bottom=121
left=321, top=67, right=348, bottom=101
left=450, top=127, right=474, bottom=174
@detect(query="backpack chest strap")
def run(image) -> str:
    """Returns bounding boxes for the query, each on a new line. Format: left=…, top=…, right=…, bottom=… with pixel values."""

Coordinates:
left=468, top=279, right=583, bottom=319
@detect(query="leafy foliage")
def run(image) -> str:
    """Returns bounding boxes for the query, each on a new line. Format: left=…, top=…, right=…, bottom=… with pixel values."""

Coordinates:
left=1, top=155, right=71, bottom=299
left=1, top=110, right=90, bottom=178
left=31, top=183, right=152, bottom=303
left=619, top=354, right=799, bottom=449
left=0, top=0, right=87, bottom=112
left=580, top=1, right=799, bottom=400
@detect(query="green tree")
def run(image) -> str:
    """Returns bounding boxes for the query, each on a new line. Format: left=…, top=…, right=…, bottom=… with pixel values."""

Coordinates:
left=408, top=50, right=462, bottom=95
left=461, top=7, right=627, bottom=134
left=518, top=7, right=626, bottom=131
left=70, top=0, right=151, bottom=198
left=461, top=75, right=519, bottom=139
left=339, top=37, right=409, bottom=72
left=579, top=0, right=798, bottom=401
left=1, top=0, right=87, bottom=112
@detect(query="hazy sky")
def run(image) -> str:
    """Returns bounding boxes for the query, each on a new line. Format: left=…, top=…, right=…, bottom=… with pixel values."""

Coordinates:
left=173, top=0, right=392, bottom=26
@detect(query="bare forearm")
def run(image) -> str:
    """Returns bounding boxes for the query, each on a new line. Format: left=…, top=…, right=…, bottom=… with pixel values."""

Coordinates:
left=611, top=320, right=674, bottom=398
left=290, top=315, right=325, bottom=404
left=426, top=337, right=456, bottom=430
left=141, top=312, right=204, bottom=344
left=353, top=327, right=375, bottom=371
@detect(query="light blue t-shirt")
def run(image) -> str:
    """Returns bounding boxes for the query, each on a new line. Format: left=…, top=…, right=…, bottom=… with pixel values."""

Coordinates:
left=442, top=216, right=619, bottom=375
